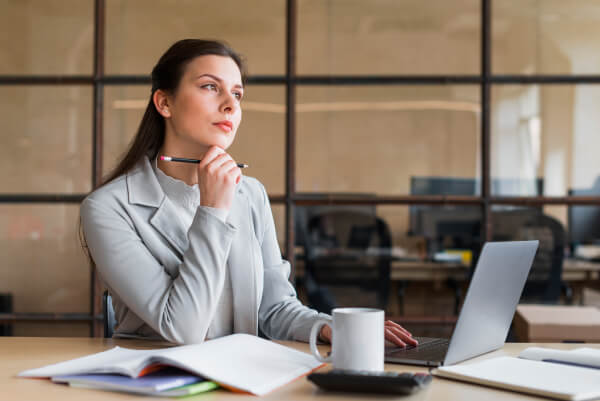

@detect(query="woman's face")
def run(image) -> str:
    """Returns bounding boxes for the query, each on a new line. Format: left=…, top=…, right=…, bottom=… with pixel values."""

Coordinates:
left=165, top=55, right=243, bottom=151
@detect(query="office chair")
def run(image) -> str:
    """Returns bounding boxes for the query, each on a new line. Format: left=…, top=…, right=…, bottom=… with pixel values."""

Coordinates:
left=0, top=293, right=13, bottom=336
left=568, top=176, right=600, bottom=255
left=303, top=210, right=392, bottom=313
left=491, top=209, right=571, bottom=304
left=102, top=290, right=116, bottom=338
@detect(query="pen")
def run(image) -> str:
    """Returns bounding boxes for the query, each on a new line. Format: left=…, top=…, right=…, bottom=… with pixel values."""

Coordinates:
left=160, top=155, right=249, bottom=169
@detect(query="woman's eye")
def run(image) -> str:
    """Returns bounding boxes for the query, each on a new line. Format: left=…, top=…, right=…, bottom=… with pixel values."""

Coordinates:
left=233, top=91, right=243, bottom=100
left=201, top=83, right=217, bottom=91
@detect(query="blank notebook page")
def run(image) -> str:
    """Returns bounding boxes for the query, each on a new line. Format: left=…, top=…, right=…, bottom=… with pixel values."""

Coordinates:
left=434, top=356, right=600, bottom=401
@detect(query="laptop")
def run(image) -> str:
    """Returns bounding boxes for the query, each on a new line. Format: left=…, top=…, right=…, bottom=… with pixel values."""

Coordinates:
left=385, top=240, right=539, bottom=367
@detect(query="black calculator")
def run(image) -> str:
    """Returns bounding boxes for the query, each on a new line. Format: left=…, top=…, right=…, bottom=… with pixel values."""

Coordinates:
left=307, top=369, right=432, bottom=395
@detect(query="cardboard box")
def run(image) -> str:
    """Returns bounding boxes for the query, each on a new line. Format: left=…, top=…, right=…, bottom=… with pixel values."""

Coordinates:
left=514, top=304, right=600, bottom=342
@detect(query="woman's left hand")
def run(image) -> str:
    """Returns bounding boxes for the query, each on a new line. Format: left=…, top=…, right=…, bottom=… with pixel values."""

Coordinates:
left=383, top=320, right=418, bottom=347
left=319, top=320, right=418, bottom=347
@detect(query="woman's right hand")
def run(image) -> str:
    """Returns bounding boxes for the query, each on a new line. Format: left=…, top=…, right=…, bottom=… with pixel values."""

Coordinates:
left=198, top=146, right=242, bottom=211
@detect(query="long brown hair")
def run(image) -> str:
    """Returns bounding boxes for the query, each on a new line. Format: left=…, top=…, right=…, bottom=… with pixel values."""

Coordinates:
left=102, top=39, right=247, bottom=186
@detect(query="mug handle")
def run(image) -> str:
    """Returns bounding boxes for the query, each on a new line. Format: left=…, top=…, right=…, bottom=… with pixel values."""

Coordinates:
left=309, top=317, right=333, bottom=363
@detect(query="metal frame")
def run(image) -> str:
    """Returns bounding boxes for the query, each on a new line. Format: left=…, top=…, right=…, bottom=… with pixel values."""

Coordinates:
left=1, top=0, right=599, bottom=336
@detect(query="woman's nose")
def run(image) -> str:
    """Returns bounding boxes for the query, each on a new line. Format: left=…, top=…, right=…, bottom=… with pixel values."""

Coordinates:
left=220, top=93, right=237, bottom=114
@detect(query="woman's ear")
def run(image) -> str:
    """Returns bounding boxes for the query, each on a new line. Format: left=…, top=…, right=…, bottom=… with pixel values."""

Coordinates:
left=153, top=89, right=171, bottom=118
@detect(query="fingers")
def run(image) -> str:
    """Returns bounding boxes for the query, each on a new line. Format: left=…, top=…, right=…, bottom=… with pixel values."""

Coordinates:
left=385, top=320, right=413, bottom=338
left=385, top=320, right=418, bottom=347
left=226, top=162, right=242, bottom=184
left=319, top=324, right=332, bottom=343
left=201, top=147, right=241, bottom=183
left=388, top=326, right=418, bottom=347
left=207, top=152, right=234, bottom=171
left=196, top=146, right=241, bottom=210
left=385, top=329, right=406, bottom=348
left=198, top=146, right=225, bottom=168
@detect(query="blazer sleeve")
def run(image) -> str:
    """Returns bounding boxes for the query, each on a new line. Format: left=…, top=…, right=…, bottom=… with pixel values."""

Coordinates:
left=255, top=182, right=330, bottom=342
left=81, top=195, right=236, bottom=344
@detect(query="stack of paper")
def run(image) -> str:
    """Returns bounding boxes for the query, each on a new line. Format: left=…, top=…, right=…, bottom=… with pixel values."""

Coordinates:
left=52, top=367, right=218, bottom=397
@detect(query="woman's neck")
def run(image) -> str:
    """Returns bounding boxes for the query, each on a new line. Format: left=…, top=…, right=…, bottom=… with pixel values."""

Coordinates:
left=157, top=138, right=208, bottom=186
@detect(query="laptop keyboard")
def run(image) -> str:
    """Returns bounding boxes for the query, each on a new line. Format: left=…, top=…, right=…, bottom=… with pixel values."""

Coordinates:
left=385, top=337, right=450, bottom=360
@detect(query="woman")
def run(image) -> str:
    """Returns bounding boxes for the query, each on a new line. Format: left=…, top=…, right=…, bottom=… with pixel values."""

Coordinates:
left=81, top=39, right=417, bottom=346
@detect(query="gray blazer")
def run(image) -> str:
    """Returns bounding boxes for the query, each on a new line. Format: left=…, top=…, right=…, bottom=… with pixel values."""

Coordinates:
left=81, top=155, right=328, bottom=344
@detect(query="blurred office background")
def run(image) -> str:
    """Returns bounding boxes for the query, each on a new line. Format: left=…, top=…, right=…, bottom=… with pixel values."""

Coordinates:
left=1, top=0, right=600, bottom=338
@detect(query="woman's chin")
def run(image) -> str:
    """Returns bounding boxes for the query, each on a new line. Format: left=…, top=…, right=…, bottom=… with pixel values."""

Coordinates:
left=208, top=138, right=233, bottom=150
left=189, top=139, right=231, bottom=151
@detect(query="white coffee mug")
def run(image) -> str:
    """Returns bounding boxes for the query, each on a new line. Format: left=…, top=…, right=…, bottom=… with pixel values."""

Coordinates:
left=309, top=307, right=384, bottom=371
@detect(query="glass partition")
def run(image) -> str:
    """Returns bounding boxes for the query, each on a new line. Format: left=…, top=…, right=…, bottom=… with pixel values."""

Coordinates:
left=0, top=204, right=89, bottom=314
left=106, top=0, right=286, bottom=75
left=296, top=85, right=480, bottom=195
left=298, top=0, right=480, bottom=75
left=0, top=0, right=93, bottom=75
left=0, top=86, right=92, bottom=194
left=491, top=85, right=600, bottom=196
left=493, top=0, right=600, bottom=75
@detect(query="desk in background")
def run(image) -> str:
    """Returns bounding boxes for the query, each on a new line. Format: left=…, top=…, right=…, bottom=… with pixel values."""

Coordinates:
left=2, top=337, right=600, bottom=400
left=389, top=257, right=600, bottom=284
left=562, top=258, right=600, bottom=304
left=296, top=255, right=600, bottom=319
left=387, top=257, right=600, bottom=313
left=296, top=254, right=600, bottom=304
left=388, top=259, right=466, bottom=317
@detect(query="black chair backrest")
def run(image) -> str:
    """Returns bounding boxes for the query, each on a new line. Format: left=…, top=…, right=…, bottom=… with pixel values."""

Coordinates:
left=491, top=209, right=565, bottom=303
left=304, top=210, right=392, bottom=311
left=294, top=194, right=377, bottom=248
left=102, top=290, right=116, bottom=338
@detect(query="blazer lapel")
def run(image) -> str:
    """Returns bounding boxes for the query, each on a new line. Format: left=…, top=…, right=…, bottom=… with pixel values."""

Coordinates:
left=227, top=184, right=258, bottom=335
left=149, top=197, right=189, bottom=256
left=127, top=156, right=188, bottom=256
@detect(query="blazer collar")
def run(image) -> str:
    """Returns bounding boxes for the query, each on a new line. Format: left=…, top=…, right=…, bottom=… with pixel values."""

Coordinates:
left=125, top=156, right=185, bottom=254
left=126, top=155, right=165, bottom=208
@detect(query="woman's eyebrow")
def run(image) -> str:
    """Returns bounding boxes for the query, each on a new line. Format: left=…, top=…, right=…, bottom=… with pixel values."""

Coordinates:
left=195, top=73, right=243, bottom=89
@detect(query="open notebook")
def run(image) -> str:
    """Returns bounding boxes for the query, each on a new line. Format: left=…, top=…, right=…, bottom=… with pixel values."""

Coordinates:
left=433, top=347, right=600, bottom=401
left=19, top=333, right=324, bottom=396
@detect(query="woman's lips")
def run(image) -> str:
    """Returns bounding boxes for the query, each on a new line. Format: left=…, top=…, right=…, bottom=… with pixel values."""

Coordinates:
left=213, top=121, right=233, bottom=133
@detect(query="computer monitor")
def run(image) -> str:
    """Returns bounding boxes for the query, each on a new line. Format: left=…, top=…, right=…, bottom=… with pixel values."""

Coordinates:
left=409, top=176, right=543, bottom=200
left=410, top=177, right=477, bottom=197
left=491, top=177, right=544, bottom=197
left=418, top=207, right=482, bottom=255
left=568, top=178, right=600, bottom=249
left=408, top=177, right=479, bottom=240
left=409, top=176, right=543, bottom=255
